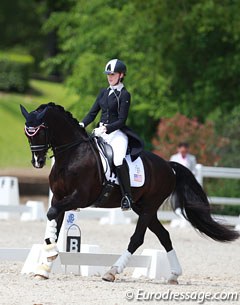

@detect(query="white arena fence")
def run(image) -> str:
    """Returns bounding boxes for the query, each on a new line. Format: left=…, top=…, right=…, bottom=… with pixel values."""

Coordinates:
left=195, top=164, right=240, bottom=205
left=0, top=176, right=46, bottom=221
left=0, top=245, right=172, bottom=280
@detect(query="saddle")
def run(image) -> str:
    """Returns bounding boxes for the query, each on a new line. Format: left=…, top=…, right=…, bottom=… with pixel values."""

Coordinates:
left=95, top=136, right=145, bottom=187
left=96, top=136, right=115, bottom=174
left=93, top=135, right=145, bottom=207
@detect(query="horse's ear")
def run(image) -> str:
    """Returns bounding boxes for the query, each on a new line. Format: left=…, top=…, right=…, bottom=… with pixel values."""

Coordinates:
left=20, top=104, right=29, bottom=120
left=36, top=106, right=48, bottom=121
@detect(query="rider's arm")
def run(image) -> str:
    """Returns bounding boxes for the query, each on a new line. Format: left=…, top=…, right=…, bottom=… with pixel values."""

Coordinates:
left=82, top=89, right=104, bottom=127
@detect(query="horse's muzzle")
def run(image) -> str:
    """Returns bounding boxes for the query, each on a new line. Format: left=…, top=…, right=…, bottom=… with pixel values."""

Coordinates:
left=31, top=155, right=46, bottom=168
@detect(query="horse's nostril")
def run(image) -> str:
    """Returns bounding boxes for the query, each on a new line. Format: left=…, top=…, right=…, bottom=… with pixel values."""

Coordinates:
left=39, top=158, right=46, bottom=167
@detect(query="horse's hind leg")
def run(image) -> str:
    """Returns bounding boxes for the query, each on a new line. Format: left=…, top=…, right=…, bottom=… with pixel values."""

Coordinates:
left=102, top=211, right=152, bottom=282
left=35, top=211, right=65, bottom=279
left=148, top=213, right=182, bottom=283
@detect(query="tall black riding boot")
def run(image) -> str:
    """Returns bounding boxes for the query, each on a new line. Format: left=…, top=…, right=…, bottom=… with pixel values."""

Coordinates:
left=116, top=160, right=133, bottom=211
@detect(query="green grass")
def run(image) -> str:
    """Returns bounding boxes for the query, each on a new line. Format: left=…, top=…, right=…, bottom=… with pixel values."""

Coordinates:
left=0, top=79, right=79, bottom=168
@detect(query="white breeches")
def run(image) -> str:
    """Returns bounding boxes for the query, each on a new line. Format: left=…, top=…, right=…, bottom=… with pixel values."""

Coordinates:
left=101, top=129, right=128, bottom=166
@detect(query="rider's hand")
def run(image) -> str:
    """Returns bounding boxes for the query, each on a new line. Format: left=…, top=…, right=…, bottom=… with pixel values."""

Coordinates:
left=93, top=126, right=107, bottom=137
left=79, top=122, right=85, bottom=128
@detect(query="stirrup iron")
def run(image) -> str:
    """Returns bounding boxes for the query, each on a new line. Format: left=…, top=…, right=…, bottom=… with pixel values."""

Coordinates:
left=121, top=195, right=132, bottom=211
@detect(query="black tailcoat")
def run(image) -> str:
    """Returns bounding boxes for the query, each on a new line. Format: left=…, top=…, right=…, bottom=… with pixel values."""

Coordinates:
left=82, top=87, right=144, bottom=160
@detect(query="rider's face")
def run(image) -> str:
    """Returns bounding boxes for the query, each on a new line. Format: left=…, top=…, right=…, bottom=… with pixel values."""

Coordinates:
left=107, top=72, right=124, bottom=86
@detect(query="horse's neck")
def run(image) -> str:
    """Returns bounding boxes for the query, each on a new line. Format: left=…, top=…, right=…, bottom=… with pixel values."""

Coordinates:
left=47, top=118, right=86, bottom=147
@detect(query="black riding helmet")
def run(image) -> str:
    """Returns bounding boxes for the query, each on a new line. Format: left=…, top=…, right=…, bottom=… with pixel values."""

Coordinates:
left=104, top=59, right=127, bottom=75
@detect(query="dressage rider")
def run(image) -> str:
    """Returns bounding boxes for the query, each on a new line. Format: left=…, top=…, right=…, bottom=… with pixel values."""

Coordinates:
left=79, top=59, right=143, bottom=211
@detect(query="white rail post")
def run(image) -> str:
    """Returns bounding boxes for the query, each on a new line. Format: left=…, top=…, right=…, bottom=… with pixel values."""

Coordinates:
left=0, top=176, right=20, bottom=219
left=195, top=164, right=203, bottom=186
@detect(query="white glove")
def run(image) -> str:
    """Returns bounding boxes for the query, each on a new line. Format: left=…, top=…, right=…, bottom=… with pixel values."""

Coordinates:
left=93, top=126, right=107, bottom=137
left=79, top=122, right=85, bottom=128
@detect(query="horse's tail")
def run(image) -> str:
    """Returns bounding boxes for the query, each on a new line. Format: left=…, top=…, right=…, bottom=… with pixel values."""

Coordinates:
left=169, top=161, right=239, bottom=242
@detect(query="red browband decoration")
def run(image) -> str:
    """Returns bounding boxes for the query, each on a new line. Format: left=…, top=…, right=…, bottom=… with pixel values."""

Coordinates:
left=24, top=124, right=46, bottom=137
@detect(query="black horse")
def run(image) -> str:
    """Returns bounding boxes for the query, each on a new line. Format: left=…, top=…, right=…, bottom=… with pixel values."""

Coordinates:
left=20, top=103, right=239, bottom=283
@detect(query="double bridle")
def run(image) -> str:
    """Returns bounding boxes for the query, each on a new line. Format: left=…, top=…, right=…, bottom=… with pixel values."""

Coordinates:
left=24, top=122, right=104, bottom=183
left=24, top=123, right=91, bottom=157
left=24, top=124, right=50, bottom=153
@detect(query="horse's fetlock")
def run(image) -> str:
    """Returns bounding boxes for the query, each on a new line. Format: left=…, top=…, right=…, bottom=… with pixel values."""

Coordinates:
left=43, top=242, right=59, bottom=259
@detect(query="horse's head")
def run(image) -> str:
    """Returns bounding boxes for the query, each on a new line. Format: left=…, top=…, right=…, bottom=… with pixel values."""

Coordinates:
left=20, top=104, right=49, bottom=168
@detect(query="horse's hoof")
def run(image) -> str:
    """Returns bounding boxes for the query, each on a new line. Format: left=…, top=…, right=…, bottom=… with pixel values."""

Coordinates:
left=102, top=272, right=116, bottom=282
left=168, top=279, right=179, bottom=285
left=34, top=274, right=48, bottom=280
left=47, top=207, right=59, bottom=220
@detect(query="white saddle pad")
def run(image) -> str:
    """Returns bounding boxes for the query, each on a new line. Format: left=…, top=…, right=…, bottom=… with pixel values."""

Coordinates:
left=98, top=146, right=145, bottom=187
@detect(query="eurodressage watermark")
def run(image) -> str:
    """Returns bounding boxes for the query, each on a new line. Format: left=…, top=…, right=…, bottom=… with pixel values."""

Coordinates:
left=125, top=289, right=239, bottom=303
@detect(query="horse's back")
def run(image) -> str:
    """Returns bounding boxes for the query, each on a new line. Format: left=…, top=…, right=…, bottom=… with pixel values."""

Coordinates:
left=140, top=150, right=176, bottom=198
left=141, top=150, right=173, bottom=172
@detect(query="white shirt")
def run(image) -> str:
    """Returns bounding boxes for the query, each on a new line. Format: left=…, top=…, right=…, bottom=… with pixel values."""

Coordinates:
left=170, top=153, right=197, bottom=174
left=108, top=83, right=124, bottom=95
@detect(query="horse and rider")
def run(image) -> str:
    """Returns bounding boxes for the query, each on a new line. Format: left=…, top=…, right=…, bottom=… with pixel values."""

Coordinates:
left=20, top=60, right=239, bottom=283
left=79, top=59, right=143, bottom=211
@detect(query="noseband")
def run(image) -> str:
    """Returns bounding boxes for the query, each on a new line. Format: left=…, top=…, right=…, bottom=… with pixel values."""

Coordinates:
left=24, top=124, right=50, bottom=153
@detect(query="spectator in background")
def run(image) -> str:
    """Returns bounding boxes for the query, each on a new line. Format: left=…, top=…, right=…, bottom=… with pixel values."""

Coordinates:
left=170, top=142, right=197, bottom=219
left=170, top=142, right=197, bottom=175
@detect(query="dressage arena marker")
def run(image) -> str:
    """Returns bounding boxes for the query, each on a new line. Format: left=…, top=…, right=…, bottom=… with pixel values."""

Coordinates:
left=132, top=249, right=171, bottom=280
left=0, top=246, right=171, bottom=280
left=59, top=249, right=171, bottom=280
left=0, top=248, right=30, bottom=261
left=0, top=244, right=171, bottom=279
left=0, top=176, right=20, bottom=219
left=0, top=176, right=46, bottom=221
left=20, top=200, right=46, bottom=221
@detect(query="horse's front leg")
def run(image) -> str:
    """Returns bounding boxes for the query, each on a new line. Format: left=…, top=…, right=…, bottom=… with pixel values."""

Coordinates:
left=47, top=190, right=82, bottom=220
left=35, top=191, right=83, bottom=279
left=102, top=210, right=153, bottom=282
left=35, top=210, right=64, bottom=279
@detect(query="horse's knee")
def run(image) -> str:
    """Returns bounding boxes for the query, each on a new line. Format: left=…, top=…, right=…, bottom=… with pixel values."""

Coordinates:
left=128, top=234, right=144, bottom=253
left=47, top=206, right=59, bottom=220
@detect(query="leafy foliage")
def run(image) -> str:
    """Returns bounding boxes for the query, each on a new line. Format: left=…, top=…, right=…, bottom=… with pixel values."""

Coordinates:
left=41, top=0, right=178, bottom=145
left=216, top=105, right=240, bottom=167
left=0, top=52, right=34, bottom=92
left=152, top=113, right=227, bottom=165
left=2, top=0, right=240, bottom=162
left=40, top=0, right=240, bottom=147
left=0, top=79, right=78, bottom=167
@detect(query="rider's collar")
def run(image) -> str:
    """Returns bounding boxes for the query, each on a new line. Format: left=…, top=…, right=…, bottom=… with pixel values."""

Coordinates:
left=109, top=83, right=124, bottom=95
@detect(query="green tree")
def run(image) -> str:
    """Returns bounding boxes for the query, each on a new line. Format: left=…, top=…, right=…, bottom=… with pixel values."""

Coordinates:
left=42, top=0, right=240, bottom=146
left=0, top=0, right=44, bottom=63
left=0, top=0, right=71, bottom=73
left=42, top=0, right=177, bottom=147
left=150, top=0, right=240, bottom=120
left=216, top=105, right=240, bottom=167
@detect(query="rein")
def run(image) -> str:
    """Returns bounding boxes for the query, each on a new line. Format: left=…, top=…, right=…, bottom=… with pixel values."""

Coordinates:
left=51, top=139, right=88, bottom=158
left=52, top=134, right=104, bottom=184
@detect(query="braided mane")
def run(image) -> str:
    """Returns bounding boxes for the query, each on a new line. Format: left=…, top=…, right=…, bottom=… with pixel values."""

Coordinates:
left=36, top=102, right=80, bottom=128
